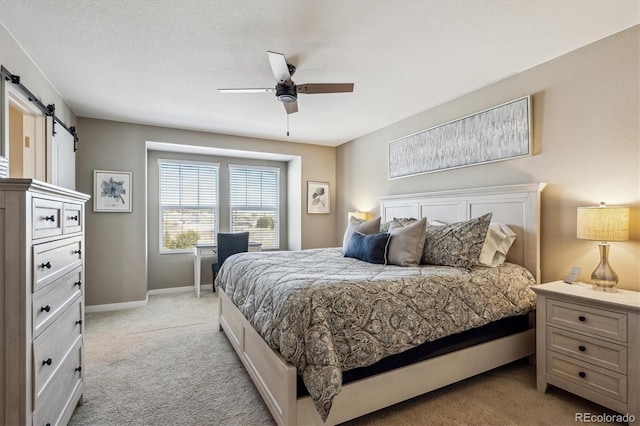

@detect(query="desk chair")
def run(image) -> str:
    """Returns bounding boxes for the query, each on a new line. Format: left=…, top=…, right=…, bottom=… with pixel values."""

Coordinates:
left=212, top=232, right=249, bottom=291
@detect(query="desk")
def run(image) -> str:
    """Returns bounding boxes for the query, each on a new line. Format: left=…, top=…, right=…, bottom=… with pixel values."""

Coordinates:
left=193, top=242, right=262, bottom=297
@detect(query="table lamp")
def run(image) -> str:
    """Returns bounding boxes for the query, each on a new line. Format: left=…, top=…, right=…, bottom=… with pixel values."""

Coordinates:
left=348, top=211, right=370, bottom=221
left=577, top=202, right=629, bottom=292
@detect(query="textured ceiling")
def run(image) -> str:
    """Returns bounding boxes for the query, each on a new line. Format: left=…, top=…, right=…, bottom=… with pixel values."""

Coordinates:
left=0, top=0, right=638, bottom=146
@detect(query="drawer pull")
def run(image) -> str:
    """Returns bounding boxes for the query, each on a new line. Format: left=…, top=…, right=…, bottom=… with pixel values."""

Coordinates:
left=76, top=320, right=83, bottom=325
left=578, top=315, right=586, bottom=322
left=73, top=249, right=82, bottom=255
left=41, top=305, right=51, bottom=313
left=578, top=345, right=586, bottom=352
left=578, top=371, right=586, bottom=378
left=46, top=423, right=51, bottom=426
left=44, top=215, right=55, bottom=222
left=74, top=281, right=82, bottom=288
left=69, top=215, right=79, bottom=221
left=42, top=358, right=52, bottom=366
left=41, top=261, right=52, bottom=269
left=75, top=366, right=82, bottom=372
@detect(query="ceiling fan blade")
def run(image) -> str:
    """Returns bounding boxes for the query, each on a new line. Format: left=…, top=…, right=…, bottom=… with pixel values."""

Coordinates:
left=267, top=51, right=292, bottom=84
left=284, top=101, right=298, bottom=114
left=297, top=83, right=354, bottom=94
left=218, top=88, right=275, bottom=93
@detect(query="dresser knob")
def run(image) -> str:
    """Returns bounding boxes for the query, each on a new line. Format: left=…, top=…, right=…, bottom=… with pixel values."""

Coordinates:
left=46, top=423, right=51, bottom=426
left=578, top=315, right=586, bottom=322
left=42, top=358, right=52, bottom=366
left=41, top=261, right=52, bottom=269
left=76, top=320, right=83, bottom=325
left=69, top=215, right=79, bottom=221
left=578, top=345, right=586, bottom=352
left=74, top=281, right=82, bottom=288
left=41, top=305, right=51, bottom=313
left=578, top=371, right=586, bottom=378
left=73, top=249, right=82, bottom=255
left=44, top=215, right=55, bottom=222
left=75, top=366, right=82, bottom=372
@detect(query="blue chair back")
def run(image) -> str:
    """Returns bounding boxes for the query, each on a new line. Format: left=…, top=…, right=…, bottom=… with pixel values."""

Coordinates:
left=213, top=232, right=250, bottom=273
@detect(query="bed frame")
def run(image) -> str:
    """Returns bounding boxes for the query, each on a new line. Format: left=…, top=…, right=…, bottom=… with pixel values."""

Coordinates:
left=218, top=183, right=546, bottom=425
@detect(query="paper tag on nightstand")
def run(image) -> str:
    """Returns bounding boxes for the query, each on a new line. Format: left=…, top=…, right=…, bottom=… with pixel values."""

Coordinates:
left=563, top=266, right=581, bottom=284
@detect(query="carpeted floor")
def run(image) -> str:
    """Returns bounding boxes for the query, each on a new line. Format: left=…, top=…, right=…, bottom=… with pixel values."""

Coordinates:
left=69, top=291, right=623, bottom=426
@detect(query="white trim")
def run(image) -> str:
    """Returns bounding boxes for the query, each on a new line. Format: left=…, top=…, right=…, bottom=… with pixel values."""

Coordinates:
left=85, top=297, right=148, bottom=313
left=85, top=285, right=214, bottom=312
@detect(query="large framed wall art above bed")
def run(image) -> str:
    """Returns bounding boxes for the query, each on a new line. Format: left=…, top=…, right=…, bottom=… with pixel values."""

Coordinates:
left=388, top=96, right=532, bottom=179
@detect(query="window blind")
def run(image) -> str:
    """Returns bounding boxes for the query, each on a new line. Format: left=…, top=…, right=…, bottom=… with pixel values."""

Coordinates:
left=229, top=165, right=279, bottom=249
left=159, top=160, right=219, bottom=252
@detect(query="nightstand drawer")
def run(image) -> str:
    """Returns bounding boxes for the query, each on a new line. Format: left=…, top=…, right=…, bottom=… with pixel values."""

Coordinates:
left=199, top=248, right=218, bottom=257
left=547, top=352, right=627, bottom=403
left=546, top=299, right=627, bottom=342
left=546, top=326, right=627, bottom=373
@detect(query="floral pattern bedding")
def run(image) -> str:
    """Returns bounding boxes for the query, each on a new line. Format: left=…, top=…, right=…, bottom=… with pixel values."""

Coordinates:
left=216, top=248, right=537, bottom=421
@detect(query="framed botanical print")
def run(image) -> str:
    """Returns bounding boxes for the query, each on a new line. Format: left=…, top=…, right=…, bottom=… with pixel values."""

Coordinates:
left=307, top=181, right=330, bottom=214
left=94, top=170, right=132, bottom=212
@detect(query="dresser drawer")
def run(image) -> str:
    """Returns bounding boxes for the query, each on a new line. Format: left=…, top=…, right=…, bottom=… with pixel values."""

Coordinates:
left=546, top=326, right=626, bottom=373
left=33, top=298, right=82, bottom=399
left=63, top=202, right=83, bottom=234
left=32, top=197, right=64, bottom=240
left=33, top=236, right=83, bottom=292
left=547, top=352, right=627, bottom=403
left=33, top=338, right=82, bottom=426
left=33, top=267, right=82, bottom=338
left=546, top=299, right=627, bottom=342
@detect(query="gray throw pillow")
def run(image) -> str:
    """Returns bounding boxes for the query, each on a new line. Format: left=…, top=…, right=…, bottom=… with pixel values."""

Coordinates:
left=342, top=216, right=381, bottom=253
left=422, top=213, right=493, bottom=269
left=380, top=217, right=417, bottom=232
left=387, top=218, right=427, bottom=266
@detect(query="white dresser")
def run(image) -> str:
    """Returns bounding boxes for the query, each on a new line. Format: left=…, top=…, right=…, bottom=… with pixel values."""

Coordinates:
left=533, top=281, right=639, bottom=421
left=0, top=179, right=90, bottom=426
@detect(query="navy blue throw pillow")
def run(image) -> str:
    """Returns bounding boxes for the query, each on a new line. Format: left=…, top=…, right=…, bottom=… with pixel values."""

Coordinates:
left=344, top=232, right=390, bottom=264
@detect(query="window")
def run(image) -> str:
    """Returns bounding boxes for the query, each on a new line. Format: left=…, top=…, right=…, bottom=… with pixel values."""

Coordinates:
left=159, top=160, right=219, bottom=253
left=229, top=165, right=279, bottom=249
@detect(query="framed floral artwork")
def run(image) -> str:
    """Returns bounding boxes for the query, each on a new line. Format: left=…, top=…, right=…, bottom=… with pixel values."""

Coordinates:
left=307, top=181, right=330, bottom=214
left=94, top=170, right=132, bottom=212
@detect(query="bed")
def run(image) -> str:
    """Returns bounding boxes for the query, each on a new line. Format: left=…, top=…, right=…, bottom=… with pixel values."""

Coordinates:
left=217, top=183, right=546, bottom=425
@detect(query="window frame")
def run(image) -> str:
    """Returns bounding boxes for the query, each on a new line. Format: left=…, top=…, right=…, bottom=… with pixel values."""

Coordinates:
left=228, top=164, right=280, bottom=250
left=158, top=158, right=220, bottom=254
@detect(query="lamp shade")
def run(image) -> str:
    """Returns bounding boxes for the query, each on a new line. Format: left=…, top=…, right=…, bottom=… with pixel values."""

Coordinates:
left=348, top=211, right=370, bottom=221
left=577, top=203, right=629, bottom=242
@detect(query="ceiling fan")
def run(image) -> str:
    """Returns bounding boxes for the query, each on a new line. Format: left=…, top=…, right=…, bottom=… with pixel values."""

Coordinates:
left=218, top=51, right=354, bottom=115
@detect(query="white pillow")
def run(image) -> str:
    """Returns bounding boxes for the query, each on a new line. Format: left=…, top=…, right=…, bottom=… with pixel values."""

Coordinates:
left=477, top=223, right=516, bottom=267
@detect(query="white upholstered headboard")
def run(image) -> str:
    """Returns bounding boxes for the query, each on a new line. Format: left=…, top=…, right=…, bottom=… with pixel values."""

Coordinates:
left=379, top=183, right=546, bottom=282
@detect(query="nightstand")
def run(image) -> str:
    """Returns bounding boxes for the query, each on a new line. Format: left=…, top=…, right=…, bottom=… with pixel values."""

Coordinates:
left=532, top=281, right=639, bottom=420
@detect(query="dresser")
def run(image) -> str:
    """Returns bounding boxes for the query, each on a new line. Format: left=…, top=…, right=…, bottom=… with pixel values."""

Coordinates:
left=0, top=179, right=90, bottom=426
left=533, top=281, right=639, bottom=420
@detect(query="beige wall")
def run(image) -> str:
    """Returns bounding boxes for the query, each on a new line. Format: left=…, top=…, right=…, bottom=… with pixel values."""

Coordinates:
left=0, top=24, right=76, bottom=130
left=77, top=118, right=336, bottom=306
left=337, top=26, right=640, bottom=291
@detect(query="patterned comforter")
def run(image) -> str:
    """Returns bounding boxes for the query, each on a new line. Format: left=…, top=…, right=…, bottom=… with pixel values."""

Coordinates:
left=216, top=248, right=537, bottom=421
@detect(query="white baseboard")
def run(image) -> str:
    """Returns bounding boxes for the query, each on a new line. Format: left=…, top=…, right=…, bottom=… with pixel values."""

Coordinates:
left=86, top=285, right=212, bottom=313
left=86, top=297, right=148, bottom=313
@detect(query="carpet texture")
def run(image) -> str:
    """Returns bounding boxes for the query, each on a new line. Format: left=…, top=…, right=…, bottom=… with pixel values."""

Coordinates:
left=69, top=291, right=622, bottom=426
